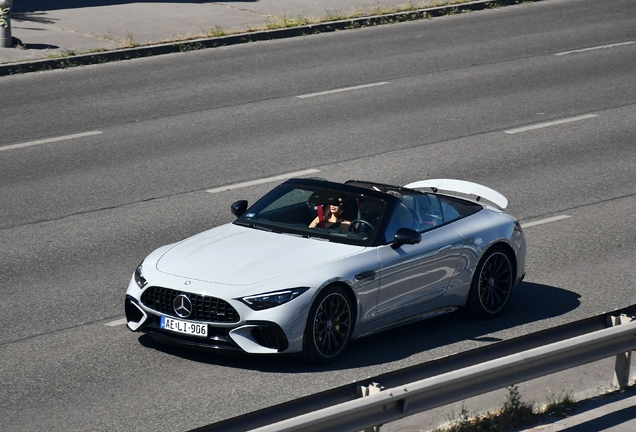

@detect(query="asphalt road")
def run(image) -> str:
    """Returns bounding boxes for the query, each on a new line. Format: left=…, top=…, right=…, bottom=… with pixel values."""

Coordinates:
left=1, top=0, right=635, bottom=431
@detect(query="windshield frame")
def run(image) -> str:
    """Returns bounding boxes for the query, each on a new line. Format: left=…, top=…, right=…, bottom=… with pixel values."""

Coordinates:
left=233, top=178, right=397, bottom=247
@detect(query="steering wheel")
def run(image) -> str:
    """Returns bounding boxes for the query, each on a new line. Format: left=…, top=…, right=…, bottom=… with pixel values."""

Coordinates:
left=348, top=219, right=374, bottom=233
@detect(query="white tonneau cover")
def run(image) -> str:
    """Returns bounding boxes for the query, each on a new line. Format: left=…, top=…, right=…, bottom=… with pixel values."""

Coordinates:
left=404, top=179, right=508, bottom=209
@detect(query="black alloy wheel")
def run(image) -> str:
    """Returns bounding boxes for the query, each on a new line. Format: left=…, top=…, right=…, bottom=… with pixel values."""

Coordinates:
left=305, top=286, right=353, bottom=363
left=467, top=248, right=514, bottom=318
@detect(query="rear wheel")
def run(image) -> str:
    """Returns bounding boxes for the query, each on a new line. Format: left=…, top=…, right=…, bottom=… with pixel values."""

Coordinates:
left=304, top=286, right=353, bottom=364
left=466, top=247, right=514, bottom=318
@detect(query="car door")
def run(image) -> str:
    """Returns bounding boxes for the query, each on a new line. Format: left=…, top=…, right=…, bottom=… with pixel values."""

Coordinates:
left=374, top=202, right=464, bottom=319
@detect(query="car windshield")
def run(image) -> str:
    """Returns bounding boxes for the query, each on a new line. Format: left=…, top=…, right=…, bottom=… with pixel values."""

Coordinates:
left=234, top=184, right=387, bottom=246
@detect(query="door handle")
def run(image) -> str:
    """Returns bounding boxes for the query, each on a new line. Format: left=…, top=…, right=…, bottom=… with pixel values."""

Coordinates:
left=438, top=244, right=452, bottom=253
left=355, top=270, right=376, bottom=281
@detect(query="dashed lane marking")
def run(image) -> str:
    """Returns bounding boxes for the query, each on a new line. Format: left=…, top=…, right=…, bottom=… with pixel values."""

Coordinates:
left=297, top=82, right=390, bottom=99
left=206, top=169, right=321, bottom=194
left=505, top=114, right=597, bottom=134
left=0, top=131, right=103, bottom=152
left=554, top=41, right=635, bottom=56
left=521, top=215, right=571, bottom=228
left=105, top=318, right=127, bottom=327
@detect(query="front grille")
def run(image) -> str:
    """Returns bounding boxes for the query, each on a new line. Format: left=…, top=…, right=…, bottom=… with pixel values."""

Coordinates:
left=141, top=286, right=240, bottom=323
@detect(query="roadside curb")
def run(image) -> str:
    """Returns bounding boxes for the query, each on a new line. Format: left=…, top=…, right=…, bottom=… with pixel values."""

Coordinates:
left=0, top=0, right=540, bottom=76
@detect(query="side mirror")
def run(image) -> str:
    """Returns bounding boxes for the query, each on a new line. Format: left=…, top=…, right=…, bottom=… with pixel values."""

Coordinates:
left=231, top=200, right=248, bottom=217
left=391, top=228, right=421, bottom=249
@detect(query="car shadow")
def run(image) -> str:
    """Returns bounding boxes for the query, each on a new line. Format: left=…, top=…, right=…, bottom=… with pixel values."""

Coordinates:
left=137, top=281, right=581, bottom=372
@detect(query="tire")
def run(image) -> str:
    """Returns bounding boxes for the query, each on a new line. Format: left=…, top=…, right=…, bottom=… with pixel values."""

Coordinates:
left=466, top=247, right=514, bottom=318
left=304, top=285, right=353, bottom=364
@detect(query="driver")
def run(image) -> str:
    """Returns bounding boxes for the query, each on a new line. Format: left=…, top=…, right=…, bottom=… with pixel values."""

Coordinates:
left=309, top=198, right=351, bottom=230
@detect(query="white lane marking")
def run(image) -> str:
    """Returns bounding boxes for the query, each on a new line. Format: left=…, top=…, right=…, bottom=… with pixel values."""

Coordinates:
left=521, top=215, right=571, bottom=228
left=505, top=114, right=597, bottom=135
left=554, top=41, right=635, bottom=56
left=206, top=169, right=321, bottom=194
left=297, top=82, right=390, bottom=99
left=105, top=318, right=127, bottom=327
left=0, top=131, right=103, bottom=152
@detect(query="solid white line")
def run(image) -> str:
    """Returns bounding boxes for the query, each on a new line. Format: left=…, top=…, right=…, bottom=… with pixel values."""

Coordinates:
left=206, top=169, right=321, bottom=194
left=505, top=114, right=597, bottom=135
left=0, top=131, right=103, bottom=152
left=297, top=82, right=390, bottom=99
left=554, top=41, right=635, bottom=56
left=521, top=215, right=571, bottom=229
left=105, top=318, right=127, bottom=327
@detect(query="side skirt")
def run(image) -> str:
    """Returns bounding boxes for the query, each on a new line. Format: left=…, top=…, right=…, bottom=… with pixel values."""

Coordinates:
left=353, top=307, right=458, bottom=339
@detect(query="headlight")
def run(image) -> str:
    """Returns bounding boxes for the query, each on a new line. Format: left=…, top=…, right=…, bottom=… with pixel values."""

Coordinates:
left=239, top=288, right=309, bottom=311
left=134, top=262, right=147, bottom=289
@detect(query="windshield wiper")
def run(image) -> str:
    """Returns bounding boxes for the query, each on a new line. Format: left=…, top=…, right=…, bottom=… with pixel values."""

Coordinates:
left=303, top=234, right=330, bottom=242
left=282, top=232, right=303, bottom=238
left=234, top=221, right=272, bottom=232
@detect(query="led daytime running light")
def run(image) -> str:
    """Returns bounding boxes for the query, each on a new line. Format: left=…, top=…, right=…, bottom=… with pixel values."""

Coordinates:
left=240, top=288, right=309, bottom=310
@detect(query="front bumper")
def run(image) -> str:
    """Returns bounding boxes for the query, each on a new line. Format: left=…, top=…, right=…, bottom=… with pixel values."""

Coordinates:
left=125, top=292, right=296, bottom=354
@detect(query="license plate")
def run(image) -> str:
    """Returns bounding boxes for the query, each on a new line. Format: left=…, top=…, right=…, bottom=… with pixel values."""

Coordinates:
left=160, top=316, right=208, bottom=338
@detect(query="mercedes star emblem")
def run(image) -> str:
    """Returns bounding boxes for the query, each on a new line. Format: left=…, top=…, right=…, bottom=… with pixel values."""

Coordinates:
left=173, top=294, right=193, bottom=318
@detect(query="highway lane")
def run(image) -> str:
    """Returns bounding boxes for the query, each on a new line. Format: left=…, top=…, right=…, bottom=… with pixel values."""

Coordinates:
left=1, top=43, right=634, bottom=227
left=1, top=0, right=635, bottom=430
left=2, top=109, right=636, bottom=431
left=1, top=0, right=635, bottom=228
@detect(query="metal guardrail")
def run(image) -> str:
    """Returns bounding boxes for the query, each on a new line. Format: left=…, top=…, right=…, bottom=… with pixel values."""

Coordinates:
left=191, top=305, right=636, bottom=432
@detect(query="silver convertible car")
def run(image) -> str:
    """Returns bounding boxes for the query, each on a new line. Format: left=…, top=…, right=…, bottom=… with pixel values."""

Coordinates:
left=125, top=178, right=526, bottom=363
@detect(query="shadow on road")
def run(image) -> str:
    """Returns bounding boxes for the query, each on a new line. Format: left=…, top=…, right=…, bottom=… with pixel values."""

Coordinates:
left=137, top=281, right=582, bottom=372
left=13, top=0, right=258, bottom=13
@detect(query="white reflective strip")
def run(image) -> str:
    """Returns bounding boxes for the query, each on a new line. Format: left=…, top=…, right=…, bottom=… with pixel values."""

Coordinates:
left=554, top=41, right=635, bottom=56
left=105, top=318, right=127, bottom=327
left=0, top=131, right=103, bottom=152
left=297, top=82, right=389, bottom=98
left=206, top=169, right=321, bottom=194
left=521, top=215, right=571, bottom=228
left=505, top=114, right=597, bottom=134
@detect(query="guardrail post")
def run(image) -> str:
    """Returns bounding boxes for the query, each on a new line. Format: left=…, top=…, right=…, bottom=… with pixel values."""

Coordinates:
left=608, top=314, right=634, bottom=389
left=0, top=0, right=12, bottom=48
left=357, top=382, right=384, bottom=432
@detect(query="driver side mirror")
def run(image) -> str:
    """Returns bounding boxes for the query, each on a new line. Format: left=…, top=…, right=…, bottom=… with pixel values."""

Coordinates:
left=391, top=228, right=421, bottom=249
left=231, top=200, right=248, bottom=217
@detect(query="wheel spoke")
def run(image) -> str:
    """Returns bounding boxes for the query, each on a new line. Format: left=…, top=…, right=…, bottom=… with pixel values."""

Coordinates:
left=478, top=252, right=513, bottom=313
left=313, top=292, right=351, bottom=358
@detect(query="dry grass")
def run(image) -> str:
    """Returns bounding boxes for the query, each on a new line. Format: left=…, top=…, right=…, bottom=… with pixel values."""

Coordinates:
left=433, top=386, right=579, bottom=432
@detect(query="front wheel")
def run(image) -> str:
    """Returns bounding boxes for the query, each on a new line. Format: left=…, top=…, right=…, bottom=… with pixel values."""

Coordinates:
left=466, top=248, right=514, bottom=318
left=304, top=286, right=353, bottom=364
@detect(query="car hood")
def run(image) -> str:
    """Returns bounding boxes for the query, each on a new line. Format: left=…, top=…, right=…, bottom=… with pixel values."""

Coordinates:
left=156, top=223, right=364, bottom=285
